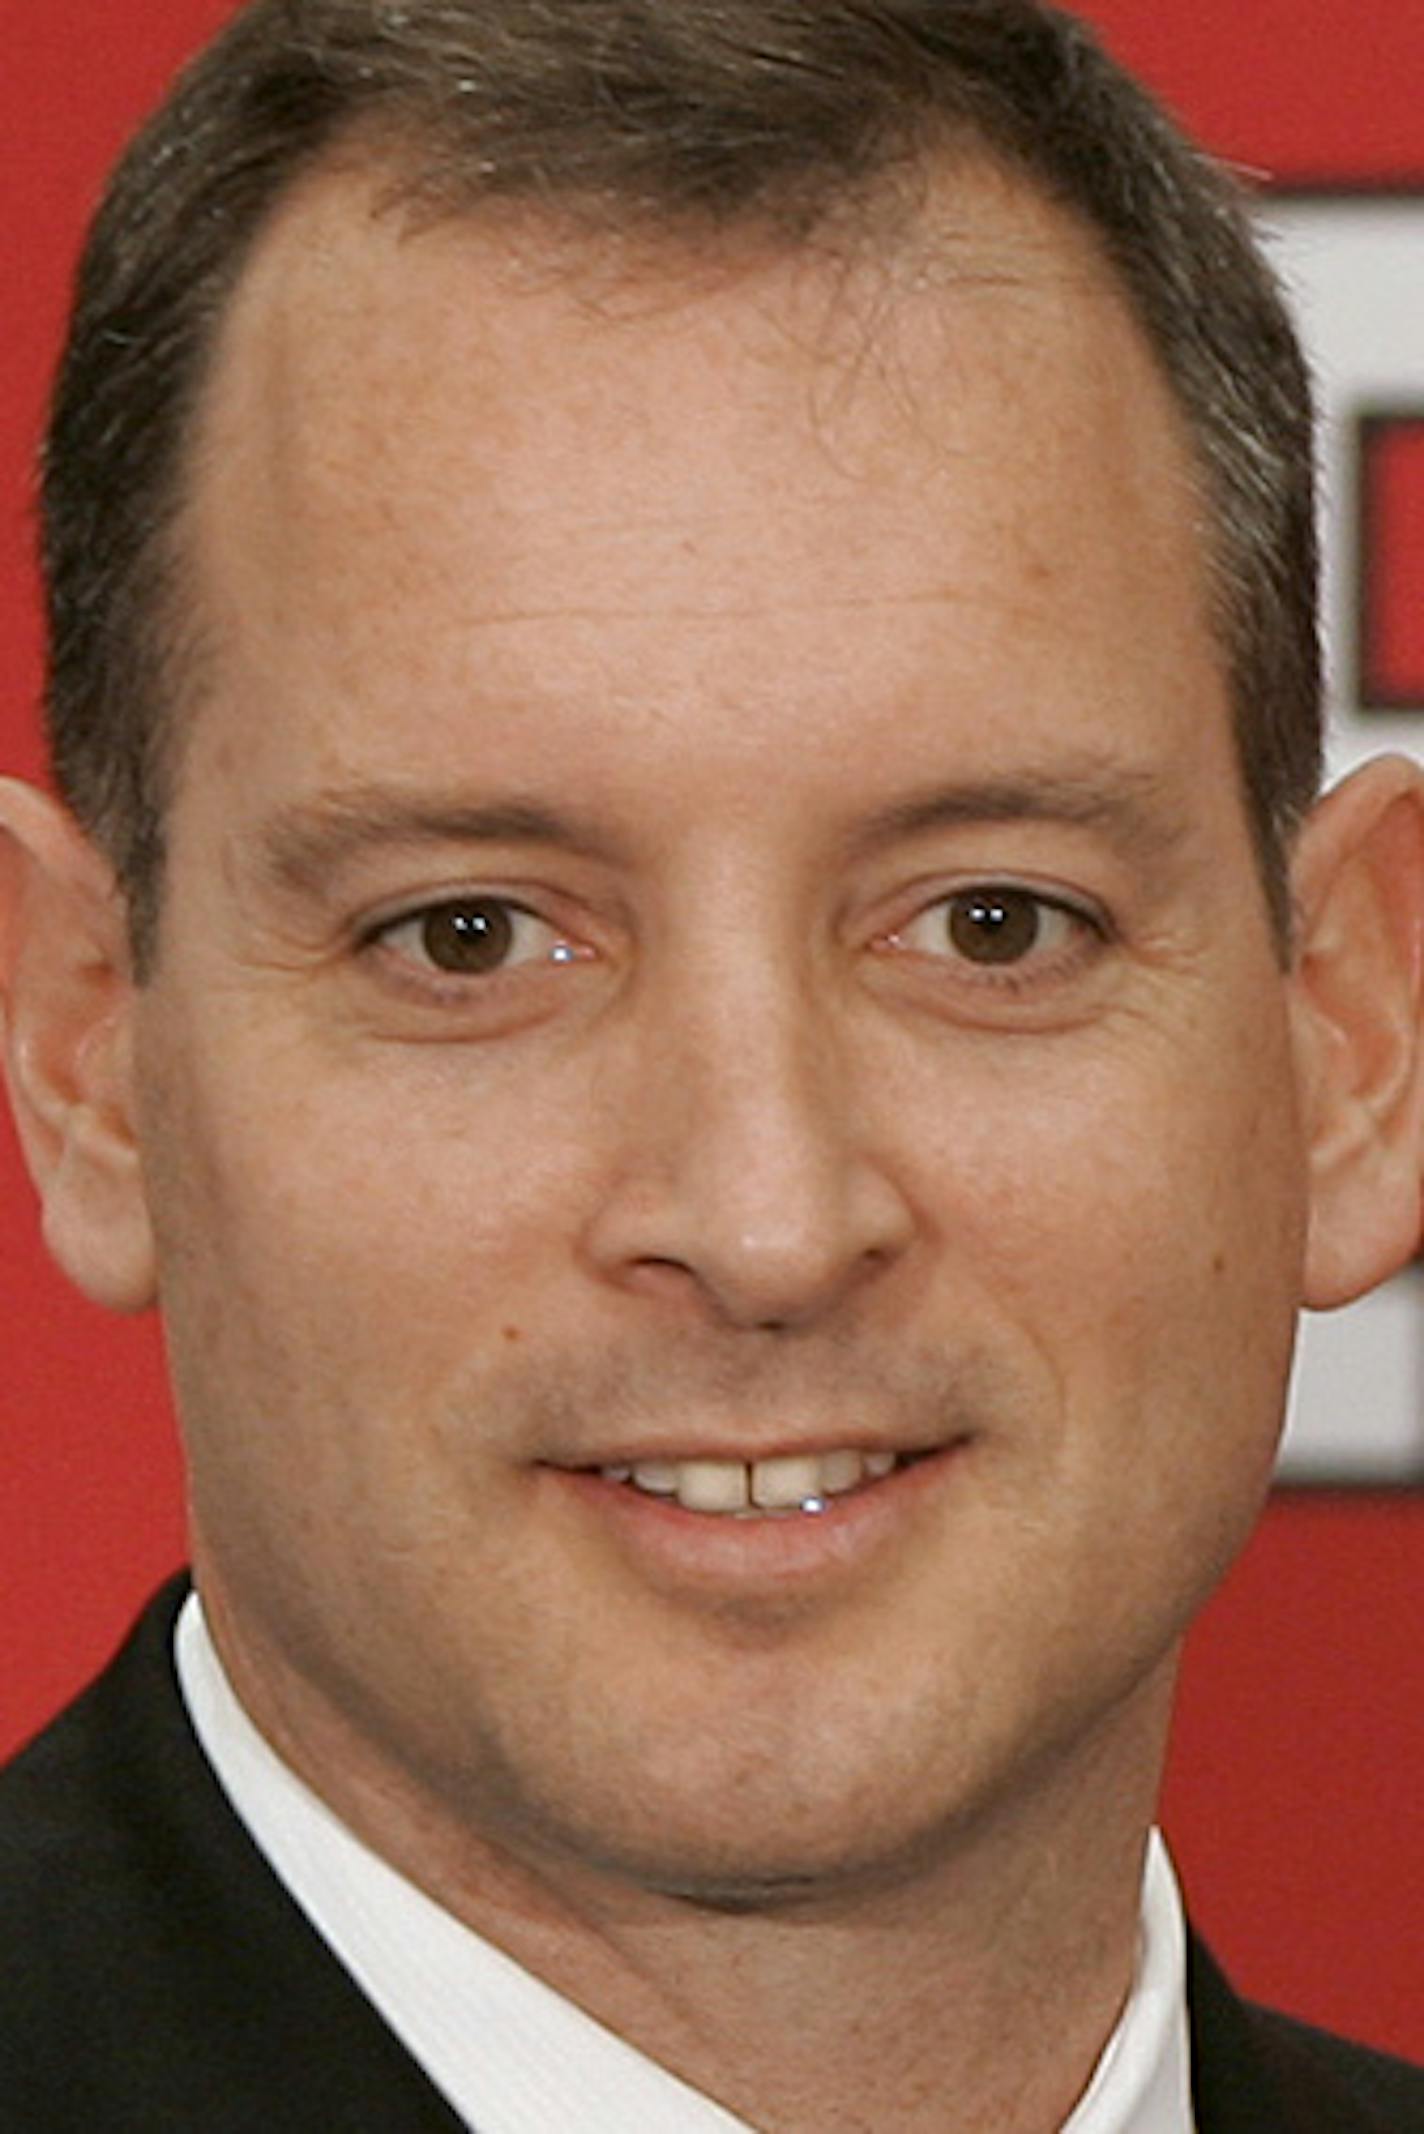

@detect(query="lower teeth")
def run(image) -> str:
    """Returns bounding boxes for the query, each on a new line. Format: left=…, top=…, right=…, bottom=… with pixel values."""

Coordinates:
left=729, top=1494, right=828, bottom=1521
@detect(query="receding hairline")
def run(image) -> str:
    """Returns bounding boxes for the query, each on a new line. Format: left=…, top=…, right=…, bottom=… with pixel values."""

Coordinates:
left=160, top=122, right=1221, bottom=773
left=206, top=102, right=1138, bottom=310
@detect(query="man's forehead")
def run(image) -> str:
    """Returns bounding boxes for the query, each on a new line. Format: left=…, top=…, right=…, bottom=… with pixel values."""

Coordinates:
left=187, top=144, right=1195, bottom=623
left=164, top=138, right=1226, bottom=858
left=200, top=144, right=1148, bottom=433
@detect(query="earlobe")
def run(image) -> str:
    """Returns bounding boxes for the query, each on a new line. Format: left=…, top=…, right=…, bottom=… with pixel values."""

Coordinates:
left=0, top=778, right=157, bottom=1313
left=1290, top=755, right=1424, bottom=1309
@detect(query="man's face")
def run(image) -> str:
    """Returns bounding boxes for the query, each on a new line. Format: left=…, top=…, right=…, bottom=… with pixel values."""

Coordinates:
left=133, top=161, right=1307, bottom=1900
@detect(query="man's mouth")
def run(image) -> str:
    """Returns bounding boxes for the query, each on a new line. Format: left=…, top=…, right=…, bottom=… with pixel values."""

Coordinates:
left=595, top=1447, right=906, bottom=1517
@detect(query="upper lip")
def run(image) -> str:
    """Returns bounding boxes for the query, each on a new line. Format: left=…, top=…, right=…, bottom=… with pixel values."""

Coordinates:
left=548, top=1433, right=964, bottom=1470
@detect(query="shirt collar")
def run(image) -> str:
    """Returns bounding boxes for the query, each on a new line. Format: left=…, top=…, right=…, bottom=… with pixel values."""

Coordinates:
left=176, top=1593, right=1192, bottom=2132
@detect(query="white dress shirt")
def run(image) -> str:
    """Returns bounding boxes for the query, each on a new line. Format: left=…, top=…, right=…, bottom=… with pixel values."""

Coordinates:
left=176, top=1596, right=1193, bottom=2132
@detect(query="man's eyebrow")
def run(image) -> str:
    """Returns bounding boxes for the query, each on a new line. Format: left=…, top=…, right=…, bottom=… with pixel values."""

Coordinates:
left=250, top=762, right=1191, bottom=898
left=845, top=762, right=1193, bottom=864
left=251, top=789, right=625, bottom=896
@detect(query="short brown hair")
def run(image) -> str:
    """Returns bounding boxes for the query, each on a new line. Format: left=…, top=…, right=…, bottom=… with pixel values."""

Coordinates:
left=40, top=0, right=1318, bottom=965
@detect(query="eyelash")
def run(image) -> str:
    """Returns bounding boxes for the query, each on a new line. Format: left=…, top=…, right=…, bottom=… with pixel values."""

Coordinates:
left=878, top=883, right=1109, bottom=987
left=361, top=896, right=584, bottom=986
left=355, top=881, right=1109, bottom=1010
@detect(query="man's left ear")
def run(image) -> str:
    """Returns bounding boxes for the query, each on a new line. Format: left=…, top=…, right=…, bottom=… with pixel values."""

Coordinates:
left=1291, top=754, right=1424, bottom=1309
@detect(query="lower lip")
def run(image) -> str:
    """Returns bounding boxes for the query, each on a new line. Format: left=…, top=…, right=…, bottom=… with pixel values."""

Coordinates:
left=546, top=1446, right=967, bottom=1594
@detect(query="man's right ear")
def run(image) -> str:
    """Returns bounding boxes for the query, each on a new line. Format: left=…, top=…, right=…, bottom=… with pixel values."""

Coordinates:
left=0, top=779, right=156, bottom=1313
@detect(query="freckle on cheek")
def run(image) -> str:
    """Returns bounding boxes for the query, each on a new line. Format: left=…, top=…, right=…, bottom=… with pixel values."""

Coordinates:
left=1211, top=1252, right=1227, bottom=1277
left=502, top=1324, right=524, bottom=1344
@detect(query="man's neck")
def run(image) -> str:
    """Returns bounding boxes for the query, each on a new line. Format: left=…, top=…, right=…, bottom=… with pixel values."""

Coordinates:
left=196, top=1583, right=1175, bottom=2133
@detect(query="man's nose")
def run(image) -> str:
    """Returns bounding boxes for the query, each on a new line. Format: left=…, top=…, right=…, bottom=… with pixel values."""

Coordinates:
left=581, top=961, right=917, bottom=1331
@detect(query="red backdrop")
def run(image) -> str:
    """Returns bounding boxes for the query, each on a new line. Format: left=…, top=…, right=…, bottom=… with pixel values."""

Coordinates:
left=3, top=0, right=1423, bottom=2064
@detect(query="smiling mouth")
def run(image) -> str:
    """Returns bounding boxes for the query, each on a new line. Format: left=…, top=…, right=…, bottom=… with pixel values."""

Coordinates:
left=595, top=1447, right=910, bottom=1517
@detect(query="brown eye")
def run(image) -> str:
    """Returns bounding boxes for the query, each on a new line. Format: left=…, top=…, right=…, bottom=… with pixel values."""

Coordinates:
left=418, top=900, right=515, bottom=973
left=372, top=897, right=578, bottom=979
left=883, top=883, right=1097, bottom=980
left=945, top=888, right=1044, bottom=965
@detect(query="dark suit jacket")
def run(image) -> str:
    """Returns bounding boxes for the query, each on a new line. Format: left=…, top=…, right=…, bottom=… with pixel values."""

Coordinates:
left=3, top=1580, right=1421, bottom=2130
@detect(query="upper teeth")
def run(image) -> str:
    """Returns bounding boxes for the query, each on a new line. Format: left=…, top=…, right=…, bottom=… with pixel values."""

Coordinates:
left=601, top=1448, right=898, bottom=1515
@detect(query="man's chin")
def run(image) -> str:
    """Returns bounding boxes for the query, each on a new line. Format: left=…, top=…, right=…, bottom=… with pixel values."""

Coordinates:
left=497, top=1780, right=981, bottom=1917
